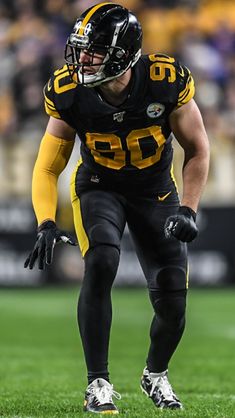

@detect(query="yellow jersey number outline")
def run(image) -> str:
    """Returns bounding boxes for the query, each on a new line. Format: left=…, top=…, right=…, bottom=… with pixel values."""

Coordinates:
left=52, top=61, right=175, bottom=170
left=85, top=126, right=166, bottom=170
left=149, top=55, right=176, bottom=83
left=53, top=65, right=77, bottom=94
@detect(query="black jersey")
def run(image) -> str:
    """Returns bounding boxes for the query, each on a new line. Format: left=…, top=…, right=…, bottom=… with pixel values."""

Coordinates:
left=44, top=54, right=194, bottom=179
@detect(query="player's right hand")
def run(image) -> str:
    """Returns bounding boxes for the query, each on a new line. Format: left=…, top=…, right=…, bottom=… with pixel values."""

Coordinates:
left=24, top=220, right=76, bottom=270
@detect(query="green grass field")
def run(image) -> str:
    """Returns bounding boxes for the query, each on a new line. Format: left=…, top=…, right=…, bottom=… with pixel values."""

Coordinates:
left=0, top=287, right=235, bottom=418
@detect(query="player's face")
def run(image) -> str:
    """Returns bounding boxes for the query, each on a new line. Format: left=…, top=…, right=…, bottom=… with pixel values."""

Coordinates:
left=79, top=50, right=105, bottom=75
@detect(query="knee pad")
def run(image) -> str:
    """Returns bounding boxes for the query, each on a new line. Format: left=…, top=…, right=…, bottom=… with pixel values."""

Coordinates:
left=155, top=266, right=187, bottom=292
left=149, top=289, right=187, bottom=329
left=84, top=245, right=120, bottom=291
left=88, top=223, right=121, bottom=249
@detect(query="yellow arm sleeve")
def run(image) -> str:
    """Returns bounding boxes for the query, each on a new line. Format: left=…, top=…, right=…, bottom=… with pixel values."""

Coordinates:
left=32, top=132, right=75, bottom=225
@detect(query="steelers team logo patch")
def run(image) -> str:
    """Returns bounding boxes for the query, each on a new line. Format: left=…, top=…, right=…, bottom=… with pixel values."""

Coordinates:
left=147, top=103, right=165, bottom=118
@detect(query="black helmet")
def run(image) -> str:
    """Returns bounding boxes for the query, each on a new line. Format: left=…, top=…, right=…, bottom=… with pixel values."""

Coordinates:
left=65, top=2, right=142, bottom=87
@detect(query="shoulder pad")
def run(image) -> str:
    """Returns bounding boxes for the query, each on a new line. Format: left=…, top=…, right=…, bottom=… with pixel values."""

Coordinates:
left=44, top=65, right=77, bottom=118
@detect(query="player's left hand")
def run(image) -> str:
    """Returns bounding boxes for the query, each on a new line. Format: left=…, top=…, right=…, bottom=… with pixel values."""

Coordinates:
left=164, top=206, right=198, bottom=242
left=24, top=220, right=77, bottom=270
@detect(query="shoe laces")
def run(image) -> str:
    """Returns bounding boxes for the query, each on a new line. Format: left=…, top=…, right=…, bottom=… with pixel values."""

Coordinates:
left=90, top=384, right=121, bottom=405
left=149, top=374, right=176, bottom=400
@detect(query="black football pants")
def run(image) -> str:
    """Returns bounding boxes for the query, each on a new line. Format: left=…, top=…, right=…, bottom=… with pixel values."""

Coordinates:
left=76, top=188, right=188, bottom=383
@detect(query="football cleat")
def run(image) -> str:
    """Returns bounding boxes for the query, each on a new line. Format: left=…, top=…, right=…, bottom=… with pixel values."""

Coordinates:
left=83, top=378, right=121, bottom=414
left=140, top=367, right=183, bottom=409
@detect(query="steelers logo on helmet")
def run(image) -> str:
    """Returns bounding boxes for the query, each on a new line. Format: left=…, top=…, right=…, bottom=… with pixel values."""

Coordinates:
left=64, top=3, right=142, bottom=87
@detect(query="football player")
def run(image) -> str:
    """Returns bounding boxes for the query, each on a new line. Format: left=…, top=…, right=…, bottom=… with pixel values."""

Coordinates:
left=24, top=2, right=210, bottom=414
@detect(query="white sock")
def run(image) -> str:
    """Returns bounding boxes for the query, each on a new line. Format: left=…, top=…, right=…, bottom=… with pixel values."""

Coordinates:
left=149, top=369, right=168, bottom=378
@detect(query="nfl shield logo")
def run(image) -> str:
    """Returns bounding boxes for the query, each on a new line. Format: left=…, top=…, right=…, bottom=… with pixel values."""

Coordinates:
left=113, top=111, right=125, bottom=122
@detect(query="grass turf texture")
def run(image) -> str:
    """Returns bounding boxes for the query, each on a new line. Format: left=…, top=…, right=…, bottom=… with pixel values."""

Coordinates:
left=0, top=288, right=235, bottom=418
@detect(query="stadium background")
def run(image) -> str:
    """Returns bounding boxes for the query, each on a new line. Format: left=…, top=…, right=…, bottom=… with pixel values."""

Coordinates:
left=1, top=0, right=235, bottom=287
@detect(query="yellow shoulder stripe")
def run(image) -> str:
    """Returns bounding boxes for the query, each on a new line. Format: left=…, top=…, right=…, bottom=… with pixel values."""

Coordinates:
left=44, top=95, right=56, bottom=109
left=178, top=77, right=195, bottom=106
left=44, top=92, right=61, bottom=117
left=44, top=101, right=61, bottom=119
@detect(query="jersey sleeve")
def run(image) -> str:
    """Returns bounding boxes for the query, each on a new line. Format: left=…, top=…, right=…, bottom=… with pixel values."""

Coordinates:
left=146, top=54, right=195, bottom=110
left=43, top=77, right=61, bottom=119
left=176, top=64, right=195, bottom=107
left=43, top=65, right=77, bottom=120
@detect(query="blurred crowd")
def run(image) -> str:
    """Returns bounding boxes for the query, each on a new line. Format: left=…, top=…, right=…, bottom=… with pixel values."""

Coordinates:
left=1, top=0, right=235, bottom=206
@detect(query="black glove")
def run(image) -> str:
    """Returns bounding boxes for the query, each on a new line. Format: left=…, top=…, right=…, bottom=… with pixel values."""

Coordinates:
left=24, top=220, right=77, bottom=270
left=164, top=206, right=198, bottom=243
